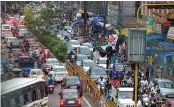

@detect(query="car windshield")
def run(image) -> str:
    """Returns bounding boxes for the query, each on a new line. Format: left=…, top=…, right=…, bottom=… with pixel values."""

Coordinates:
left=70, top=41, right=80, bottom=45
left=46, top=59, right=59, bottom=64
left=159, top=81, right=174, bottom=89
left=11, top=40, right=19, bottom=43
left=3, top=26, right=10, bottom=29
left=63, top=92, right=78, bottom=99
left=77, top=55, right=88, bottom=61
left=84, top=44, right=93, bottom=48
left=115, top=64, right=124, bottom=71
left=30, top=70, right=42, bottom=75
left=19, top=29, right=28, bottom=33
left=91, top=68, right=106, bottom=75
left=18, top=25, right=26, bottom=29
left=118, top=91, right=133, bottom=99
left=9, top=38, right=17, bottom=41
left=66, top=78, right=80, bottom=85
left=83, top=61, right=94, bottom=67
left=53, top=67, right=66, bottom=72
left=98, top=59, right=106, bottom=64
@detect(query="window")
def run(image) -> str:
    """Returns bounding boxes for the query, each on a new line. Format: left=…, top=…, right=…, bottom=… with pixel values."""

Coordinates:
left=32, top=90, right=37, bottom=101
left=19, top=95, right=24, bottom=106
left=63, top=92, right=78, bottom=99
left=66, top=79, right=80, bottom=85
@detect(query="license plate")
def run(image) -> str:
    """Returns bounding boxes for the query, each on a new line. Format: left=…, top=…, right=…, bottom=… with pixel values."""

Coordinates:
left=68, top=101, right=75, bottom=104
left=70, top=86, right=77, bottom=89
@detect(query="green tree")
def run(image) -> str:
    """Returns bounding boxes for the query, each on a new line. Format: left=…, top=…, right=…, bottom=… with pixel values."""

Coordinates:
left=24, top=8, right=35, bottom=31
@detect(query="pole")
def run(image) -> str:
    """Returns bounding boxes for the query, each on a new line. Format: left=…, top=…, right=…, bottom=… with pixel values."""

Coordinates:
left=118, top=1, right=121, bottom=35
left=136, top=4, right=174, bottom=29
left=103, top=1, right=107, bottom=37
left=134, top=63, right=138, bottom=107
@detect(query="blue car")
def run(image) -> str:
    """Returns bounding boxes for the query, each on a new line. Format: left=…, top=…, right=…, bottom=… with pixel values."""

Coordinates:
left=111, top=63, right=125, bottom=80
left=19, top=56, right=35, bottom=72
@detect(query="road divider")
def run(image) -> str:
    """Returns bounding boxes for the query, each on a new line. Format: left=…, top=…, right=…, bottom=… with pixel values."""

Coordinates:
left=66, top=61, right=116, bottom=107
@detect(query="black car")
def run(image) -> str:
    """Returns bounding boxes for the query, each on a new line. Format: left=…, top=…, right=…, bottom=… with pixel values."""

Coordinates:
left=61, top=76, right=83, bottom=97
left=9, top=48, right=25, bottom=58
left=10, top=39, right=20, bottom=48
left=59, top=89, right=81, bottom=107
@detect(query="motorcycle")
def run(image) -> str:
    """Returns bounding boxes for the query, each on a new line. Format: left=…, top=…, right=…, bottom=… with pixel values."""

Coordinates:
left=48, top=84, right=54, bottom=94
left=141, top=94, right=149, bottom=107
left=97, top=83, right=106, bottom=95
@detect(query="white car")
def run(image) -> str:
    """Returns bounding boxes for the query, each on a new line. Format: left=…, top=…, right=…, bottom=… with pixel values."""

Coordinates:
left=18, top=29, right=29, bottom=37
left=82, top=43, right=93, bottom=52
left=112, top=87, right=142, bottom=107
left=96, top=57, right=107, bottom=69
left=69, top=40, right=80, bottom=49
left=81, top=59, right=95, bottom=73
left=52, top=65, right=68, bottom=82
left=76, top=54, right=88, bottom=66
left=17, top=25, right=26, bottom=31
left=45, top=58, right=60, bottom=66
left=6, top=37, right=18, bottom=48
left=29, top=69, right=43, bottom=78
left=77, top=46, right=91, bottom=58
left=2, top=24, right=11, bottom=31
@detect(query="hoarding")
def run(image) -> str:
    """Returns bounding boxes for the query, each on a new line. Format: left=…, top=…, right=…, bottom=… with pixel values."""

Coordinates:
left=128, top=29, right=147, bottom=62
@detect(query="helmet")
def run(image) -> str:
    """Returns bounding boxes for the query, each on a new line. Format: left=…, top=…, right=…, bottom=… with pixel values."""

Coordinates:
left=49, top=73, right=52, bottom=77
left=100, top=75, right=103, bottom=79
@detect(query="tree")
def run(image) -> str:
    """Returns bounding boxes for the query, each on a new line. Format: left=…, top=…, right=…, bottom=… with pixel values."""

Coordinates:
left=24, top=8, right=35, bottom=31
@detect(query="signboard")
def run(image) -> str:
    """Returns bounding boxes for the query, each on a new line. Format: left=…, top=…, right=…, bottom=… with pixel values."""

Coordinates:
left=128, top=29, right=146, bottom=62
left=147, top=2, right=174, bottom=9
left=167, top=27, right=174, bottom=40
left=108, top=34, right=118, bottom=49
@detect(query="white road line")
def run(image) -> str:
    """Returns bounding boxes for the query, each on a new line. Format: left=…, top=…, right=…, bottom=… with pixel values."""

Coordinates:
left=82, top=96, right=92, bottom=107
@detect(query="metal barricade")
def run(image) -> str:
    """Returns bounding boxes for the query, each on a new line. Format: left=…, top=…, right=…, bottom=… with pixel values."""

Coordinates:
left=106, top=100, right=116, bottom=107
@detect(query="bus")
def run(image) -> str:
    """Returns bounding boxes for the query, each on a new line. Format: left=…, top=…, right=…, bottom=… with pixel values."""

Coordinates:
left=1, top=78, right=48, bottom=107
left=19, top=56, right=35, bottom=72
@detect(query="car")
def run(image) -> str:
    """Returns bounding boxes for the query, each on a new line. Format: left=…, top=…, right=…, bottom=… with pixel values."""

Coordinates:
left=45, top=58, right=60, bottom=65
left=82, top=43, right=93, bottom=52
left=52, top=65, right=68, bottom=82
left=26, top=38, right=36, bottom=45
left=81, top=59, right=95, bottom=73
left=29, top=69, right=43, bottom=78
left=69, top=40, right=80, bottom=50
left=59, top=89, right=81, bottom=107
left=6, top=37, right=18, bottom=48
left=17, top=29, right=29, bottom=38
left=96, top=57, right=107, bottom=69
left=9, top=48, right=25, bottom=59
left=150, top=78, right=174, bottom=96
left=75, top=54, right=88, bottom=66
left=87, top=66, right=108, bottom=82
left=17, top=24, right=26, bottom=31
left=2, top=24, right=11, bottom=31
left=77, top=46, right=91, bottom=58
left=10, top=39, right=20, bottom=48
left=2, top=33, right=13, bottom=39
left=61, top=76, right=83, bottom=97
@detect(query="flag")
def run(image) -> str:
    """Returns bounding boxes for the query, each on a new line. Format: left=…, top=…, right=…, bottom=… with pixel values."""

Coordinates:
left=108, top=34, right=118, bottom=49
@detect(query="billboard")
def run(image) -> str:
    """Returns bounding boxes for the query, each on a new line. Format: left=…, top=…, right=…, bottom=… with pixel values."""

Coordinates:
left=128, top=29, right=147, bottom=62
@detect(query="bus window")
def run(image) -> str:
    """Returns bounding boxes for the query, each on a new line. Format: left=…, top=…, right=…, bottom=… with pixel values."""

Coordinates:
left=36, top=89, right=41, bottom=100
left=32, top=90, right=37, bottom=102
left=19, top=95, right=25, bottom=106
left=23, top=93, right=29, bottom=105
left=10, top=98, right=16, bottom=107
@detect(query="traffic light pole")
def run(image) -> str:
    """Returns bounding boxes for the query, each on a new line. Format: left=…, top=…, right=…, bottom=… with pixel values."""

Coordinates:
left=134, top=63, right=138, bottom=107
left=136, top=4, right=174, bottom=29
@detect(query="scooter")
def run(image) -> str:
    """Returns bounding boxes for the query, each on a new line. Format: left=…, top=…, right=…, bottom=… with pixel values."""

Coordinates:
left=48, top=83, right=54, bottom=94
left=97, top=83, right=106, bottom=95
left=141, top=94, right=149, bottom=107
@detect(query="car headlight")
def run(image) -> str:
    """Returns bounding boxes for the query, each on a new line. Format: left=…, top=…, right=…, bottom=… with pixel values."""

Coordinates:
left=145, top=102, right=148, bottom=106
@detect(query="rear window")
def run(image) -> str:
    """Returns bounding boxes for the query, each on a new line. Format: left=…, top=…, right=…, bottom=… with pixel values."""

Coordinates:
left=77, top=55, right=88, bottom=61
left=18, top=25, right=26, bottom=29
left=63, top=92, right=78, bottom=99
left=3, top=26, right=10, bottom=29
left=53, top=67, right=66, bottom=72
left=66, top=78, right=80, bottom=85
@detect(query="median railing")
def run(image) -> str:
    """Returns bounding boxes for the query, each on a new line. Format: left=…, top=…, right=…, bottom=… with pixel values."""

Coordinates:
left=66, top=61, right=116, bottom=107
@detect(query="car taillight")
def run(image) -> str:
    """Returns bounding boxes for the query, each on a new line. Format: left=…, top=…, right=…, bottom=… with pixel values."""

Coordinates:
left=10, top=53, right=13, bottom=56
left=21, top=53, right=25, bottom=56
left=60, top=100, right=64, bottom=105
left=78, top=99, right=81, bottom=104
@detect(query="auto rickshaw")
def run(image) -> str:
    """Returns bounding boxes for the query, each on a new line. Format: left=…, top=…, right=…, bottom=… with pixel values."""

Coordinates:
left=10, top=68, right=23, bottom=78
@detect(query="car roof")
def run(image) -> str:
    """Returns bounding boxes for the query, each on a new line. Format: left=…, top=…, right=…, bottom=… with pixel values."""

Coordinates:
left=30, top=69, right=42, bottom=71
left=8, top=37, right=16, bottom=39
left=154, top=78, right=173, bottom=83
left=62, top=89, right=78, bottom=93
left=70, top=40, right=79, bottom=42
left=83, top=59, right=94, bottom=62
left=79, top=46, right=88, bottom=48
left=2, top=24, right=10, bottom=26
left=91, top=66, right=104, bottom=69
left=46, top=58, right=58, bottom=60
left=53, top=65, right=65, bottom=68
left=98, top=57, right=107, bottom=60
left=118, top=87, right=133, bottom=91
left=77, top=54, right=87, bottom=57
left=65, top=76, right=79, bottom=80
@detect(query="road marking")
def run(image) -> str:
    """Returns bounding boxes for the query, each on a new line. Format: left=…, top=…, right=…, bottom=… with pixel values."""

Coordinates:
left=82, top=96, right=92, bottom=107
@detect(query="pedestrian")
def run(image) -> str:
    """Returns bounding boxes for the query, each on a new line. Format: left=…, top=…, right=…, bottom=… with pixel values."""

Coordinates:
left=44, top=48, right=49, bottom=59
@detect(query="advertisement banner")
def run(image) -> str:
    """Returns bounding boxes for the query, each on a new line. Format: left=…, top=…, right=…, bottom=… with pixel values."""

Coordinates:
left=167, top=27, right=174, bottom=40
left=108, top=34, right=118, bottom=49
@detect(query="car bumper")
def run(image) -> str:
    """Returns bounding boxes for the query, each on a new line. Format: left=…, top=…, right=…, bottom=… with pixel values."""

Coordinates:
left=60, top=105, right=81, bottom=107
left=55, top=77, right=64, bottom=82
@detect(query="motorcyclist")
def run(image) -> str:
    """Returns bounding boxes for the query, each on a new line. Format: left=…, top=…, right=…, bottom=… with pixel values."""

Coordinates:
left=29, top=48, right=33, bottom=58
left=155, top=88, right=164, bottom=102
left=140, top=76, right=148, bottom=87
left=112, top=76, right=121, bottom=88
left=98, top=76, right=106, bottom=94
left=46, top=73, right=54, bottom=85
left=149, top=92, right=157, bottom=103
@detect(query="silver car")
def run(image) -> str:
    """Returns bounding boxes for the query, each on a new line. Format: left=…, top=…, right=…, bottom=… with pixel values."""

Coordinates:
left=81, top=59, right=95, bottom=73
left=76, top=54, right=88, bottom=66
left=52, top=65, right=68, bottom=82
left=150, top=78, right=174, bottom=96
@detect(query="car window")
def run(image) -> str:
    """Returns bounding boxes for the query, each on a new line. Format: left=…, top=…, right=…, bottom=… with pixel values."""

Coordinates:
left=8, top=38, right=17, bottom=41
left=159, top=81, right=174, bottom=89
left=118, top=91, right=133, bottom=99
left=18, top=25, right=26, bottom=29
left=84, top=44, right=93, bottom=48
left=77, top=55, right=88, bottom=61
left=83, top=61, right=94, bottom=67
left=46, top=59, right=59, bottom=64
left=66, top=78, right=80, bottom=85
left=115, top=64, right=124, bottom=71
left=3, top=26, right=10, bottom=29
left=70, top=41, right=80, bottom=45
left=19, top=30, right=28, bottom=33
left=63, top=92, right=78, bottom=99
left=98, top=59, right=106, bottom=64
left=91, top=68, right=106, bottom=75
left=53, top=68, right=66, bottom=72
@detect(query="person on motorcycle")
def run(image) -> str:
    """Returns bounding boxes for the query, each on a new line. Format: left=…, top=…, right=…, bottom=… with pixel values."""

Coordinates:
left=46, top=73, right=54, bottom=85
left=98, top=76, right=106, bottom=94
left=149, top=92, right=157, bottom=103
left=141, top=77, right=148, bottom=87
left=155, top=88, right=164, bottom=102
left=29, top=48, right=33, bottom=58
left=44, top=48, right=49, bottom=59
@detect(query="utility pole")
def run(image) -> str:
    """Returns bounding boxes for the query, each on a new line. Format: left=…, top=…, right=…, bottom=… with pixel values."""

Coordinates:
left=103, top=1, right=108, bottom=37
left=118, top=1, right=122, bottom=35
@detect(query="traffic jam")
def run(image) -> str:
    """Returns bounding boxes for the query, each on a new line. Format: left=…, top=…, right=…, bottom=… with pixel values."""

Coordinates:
left=1, top=2, right=174, bottom=107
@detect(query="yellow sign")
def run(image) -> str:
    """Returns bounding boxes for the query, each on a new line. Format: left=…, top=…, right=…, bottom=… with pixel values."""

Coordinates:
left=147, top=56, right=153, bottom=65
